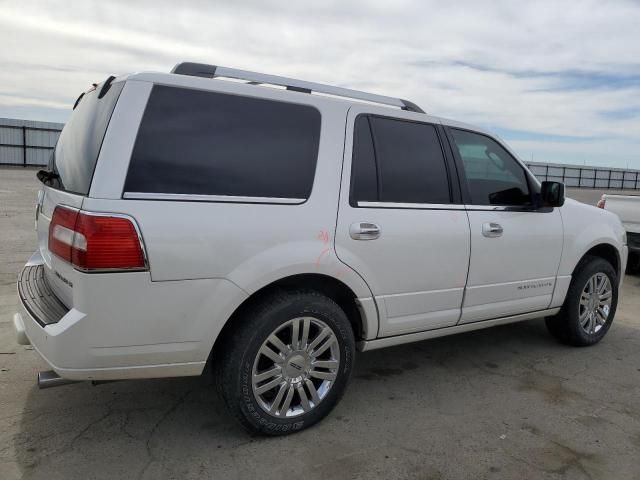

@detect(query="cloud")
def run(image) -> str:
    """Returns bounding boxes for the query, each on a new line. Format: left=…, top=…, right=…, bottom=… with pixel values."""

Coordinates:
left=1, top=0, right=639, bottom=167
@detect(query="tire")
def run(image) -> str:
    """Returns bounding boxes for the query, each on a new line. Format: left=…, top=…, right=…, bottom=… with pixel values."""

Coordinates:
left=214, top=290, right=355, bottom=435
left=545, top=255, right=618, bottom=347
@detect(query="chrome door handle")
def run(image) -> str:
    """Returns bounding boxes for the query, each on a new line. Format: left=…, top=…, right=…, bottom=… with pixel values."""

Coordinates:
left=350, top=222, right=381, bottom=240
left=482, top=222, right=503, bottom=237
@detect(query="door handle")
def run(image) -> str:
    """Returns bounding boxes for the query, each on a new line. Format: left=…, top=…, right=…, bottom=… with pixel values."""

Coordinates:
left=482, top=222, right=503, bottom=238
left=350, top=222, right=381, bottom=240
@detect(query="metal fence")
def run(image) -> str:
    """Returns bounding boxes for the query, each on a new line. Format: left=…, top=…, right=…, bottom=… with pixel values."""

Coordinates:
left=525, top=162, right=640, bottom=190
left=0, top=118, right=63, bottom=167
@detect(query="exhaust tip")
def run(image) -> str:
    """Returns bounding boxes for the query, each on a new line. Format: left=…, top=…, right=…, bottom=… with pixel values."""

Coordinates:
left=37, top=370, right=78, bottom=389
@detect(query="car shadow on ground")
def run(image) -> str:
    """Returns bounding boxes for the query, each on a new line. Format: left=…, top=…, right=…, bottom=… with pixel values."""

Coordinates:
left=12, top=318, right=640, bottom=479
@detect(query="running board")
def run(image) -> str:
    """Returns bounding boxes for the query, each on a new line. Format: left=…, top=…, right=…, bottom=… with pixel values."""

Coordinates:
left=357, top=308, right=560, bottom=352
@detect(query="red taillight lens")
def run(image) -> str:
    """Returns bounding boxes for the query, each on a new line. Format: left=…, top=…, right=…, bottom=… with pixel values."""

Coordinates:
left=49, top=206, right=146, bottom=271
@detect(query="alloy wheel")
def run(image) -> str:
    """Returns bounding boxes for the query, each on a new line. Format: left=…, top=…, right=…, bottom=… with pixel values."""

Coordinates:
left=251, top=317, right=340, bottom=417
left=578, top=272, right=612, bottom=335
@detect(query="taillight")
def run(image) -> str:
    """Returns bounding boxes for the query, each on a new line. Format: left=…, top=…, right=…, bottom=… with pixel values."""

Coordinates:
left=596, top=195, right=606, bottom=209
left=49, top=206, right=146, bottom=272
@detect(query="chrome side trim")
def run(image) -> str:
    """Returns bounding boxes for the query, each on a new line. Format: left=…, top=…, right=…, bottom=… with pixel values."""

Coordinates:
left=357, top=308, right=560, bottom=352
left=464, top=204, right=552, bottom=212
left=123, top=192, right=305, bottom=204
left=465, top=205, right=518, bottom=211
left=357, top=201, right=465, bottom=210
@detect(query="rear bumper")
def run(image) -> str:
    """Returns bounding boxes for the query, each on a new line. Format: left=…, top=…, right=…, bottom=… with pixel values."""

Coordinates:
left=15, top=251, right=247, bottom=381
left=15, top=303, right=206, bottom=381
left=18, top=263, right=69, bottom=327
left=13, top=312, right=30, bottom=345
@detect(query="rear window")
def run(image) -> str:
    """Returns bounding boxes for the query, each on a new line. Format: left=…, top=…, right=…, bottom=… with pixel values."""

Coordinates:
left=124, top=86, right=321, bottom=200
left=50, top=81, right=124, bottom=195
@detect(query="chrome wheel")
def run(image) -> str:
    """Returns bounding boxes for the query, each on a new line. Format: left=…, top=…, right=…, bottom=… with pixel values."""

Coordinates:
left=579, top=272, right=612, bottom=335
left=252, top=317, right=340, bottom=418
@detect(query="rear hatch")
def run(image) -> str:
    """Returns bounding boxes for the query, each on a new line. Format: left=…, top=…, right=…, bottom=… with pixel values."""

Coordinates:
left=35, top=78, right=124, bottom=307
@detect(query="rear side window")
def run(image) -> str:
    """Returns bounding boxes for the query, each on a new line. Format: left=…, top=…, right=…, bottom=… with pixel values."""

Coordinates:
left=351, top=115, right=451, bottom=205
left=124, top=86, right=321, bottom=200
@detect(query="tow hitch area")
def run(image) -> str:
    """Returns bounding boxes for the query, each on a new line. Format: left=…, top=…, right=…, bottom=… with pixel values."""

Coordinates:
left=37, top=370, right=79, bottom=389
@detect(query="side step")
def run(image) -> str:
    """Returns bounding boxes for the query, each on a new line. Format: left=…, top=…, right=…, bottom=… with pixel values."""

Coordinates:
left=37, top=370, right=78, bottom=389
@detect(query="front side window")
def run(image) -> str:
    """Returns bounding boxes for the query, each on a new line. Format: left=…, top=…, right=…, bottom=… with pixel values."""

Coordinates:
left=125, top=86, right=321, bottom=200
left=450, top=129, right=531, bottom=206
left=350, top=115, right=451, bottom=205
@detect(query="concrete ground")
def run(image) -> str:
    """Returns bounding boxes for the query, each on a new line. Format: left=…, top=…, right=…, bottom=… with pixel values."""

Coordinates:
left=1, top=166, right=639, bottom=480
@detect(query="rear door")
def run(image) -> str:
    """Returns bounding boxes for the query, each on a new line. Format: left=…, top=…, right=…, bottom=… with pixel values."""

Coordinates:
left=335, top=107, right=470, bottom=337
left=445, top=127, right=563, bottom=323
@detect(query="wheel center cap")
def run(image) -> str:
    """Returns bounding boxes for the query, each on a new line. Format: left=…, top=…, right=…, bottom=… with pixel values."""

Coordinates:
left=284, top=352, right=309, bottom=379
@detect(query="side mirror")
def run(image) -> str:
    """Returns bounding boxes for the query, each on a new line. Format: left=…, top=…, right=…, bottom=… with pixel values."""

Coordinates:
left=540, top=181, right=565, bottom=208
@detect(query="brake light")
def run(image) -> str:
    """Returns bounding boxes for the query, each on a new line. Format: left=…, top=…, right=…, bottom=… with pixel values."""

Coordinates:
left=49, top=206, right=146, bottom=271
left=596, top=195, right=606, bottom=209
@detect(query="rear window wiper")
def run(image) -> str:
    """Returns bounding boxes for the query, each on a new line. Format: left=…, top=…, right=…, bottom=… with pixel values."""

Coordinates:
left=36, top=169, right=60, bottom=185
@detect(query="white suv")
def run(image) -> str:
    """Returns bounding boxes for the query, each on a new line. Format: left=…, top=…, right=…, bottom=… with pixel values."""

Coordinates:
left=14, top=62, right=627, bottom=435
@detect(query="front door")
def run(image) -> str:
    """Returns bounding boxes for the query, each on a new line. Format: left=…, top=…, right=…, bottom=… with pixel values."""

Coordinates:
left=335, top=107, right=471, bottom=337
left=446, top=127, right=563, bottom=324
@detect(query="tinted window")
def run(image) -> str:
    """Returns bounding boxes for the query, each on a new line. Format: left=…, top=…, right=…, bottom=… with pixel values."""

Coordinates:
left=49, top=81, right=124, bottom=195
left=450, top=129, right=531, bottom=206
left=125, top=86, right=321, bottom=199
left=351, top=115, right=451, bottom=204
left=350, top=116, right=378, bottom=203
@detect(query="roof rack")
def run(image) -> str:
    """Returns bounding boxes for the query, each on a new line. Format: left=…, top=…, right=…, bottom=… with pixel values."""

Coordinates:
left=171, top=62, right=425, bottom=114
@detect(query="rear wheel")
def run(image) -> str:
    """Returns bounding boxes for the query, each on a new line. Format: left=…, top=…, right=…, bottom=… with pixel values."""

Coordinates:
left=545, top=256, right=618, bottom=346
left=215, top=290, right=355, bottom=435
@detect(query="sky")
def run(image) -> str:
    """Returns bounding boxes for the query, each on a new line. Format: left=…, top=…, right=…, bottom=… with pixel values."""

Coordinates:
left=1, top=0, right=639, bottom=168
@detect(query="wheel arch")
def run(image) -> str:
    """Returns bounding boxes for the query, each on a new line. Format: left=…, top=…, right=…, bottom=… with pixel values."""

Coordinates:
left=210, top=273, right=376, bottom=361
left=579, top=243, right=621, bottom=278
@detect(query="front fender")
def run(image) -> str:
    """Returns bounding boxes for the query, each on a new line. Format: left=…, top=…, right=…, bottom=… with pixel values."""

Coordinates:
left=558, top=199, right=626, bottom=277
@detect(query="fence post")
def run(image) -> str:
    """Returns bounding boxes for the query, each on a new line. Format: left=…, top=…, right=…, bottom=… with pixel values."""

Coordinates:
left=22, top=126, right=27, bottom=167
left=578, top=168, right=582, bottom=187
left=608, top=170, right=612, bottom=189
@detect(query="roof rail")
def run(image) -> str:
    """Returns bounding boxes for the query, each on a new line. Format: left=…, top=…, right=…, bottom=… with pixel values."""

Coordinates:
left=170, top=62, right=425, bottom=114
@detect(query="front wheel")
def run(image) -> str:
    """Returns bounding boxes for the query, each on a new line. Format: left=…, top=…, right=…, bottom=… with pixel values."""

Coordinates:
left=215, top=290, right=355, bottom=435
left=545, top=255, right=618, bottom=346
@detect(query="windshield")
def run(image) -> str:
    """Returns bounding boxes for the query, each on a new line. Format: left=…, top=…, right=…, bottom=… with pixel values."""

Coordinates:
left=47, top=80, right=124, bottom=195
